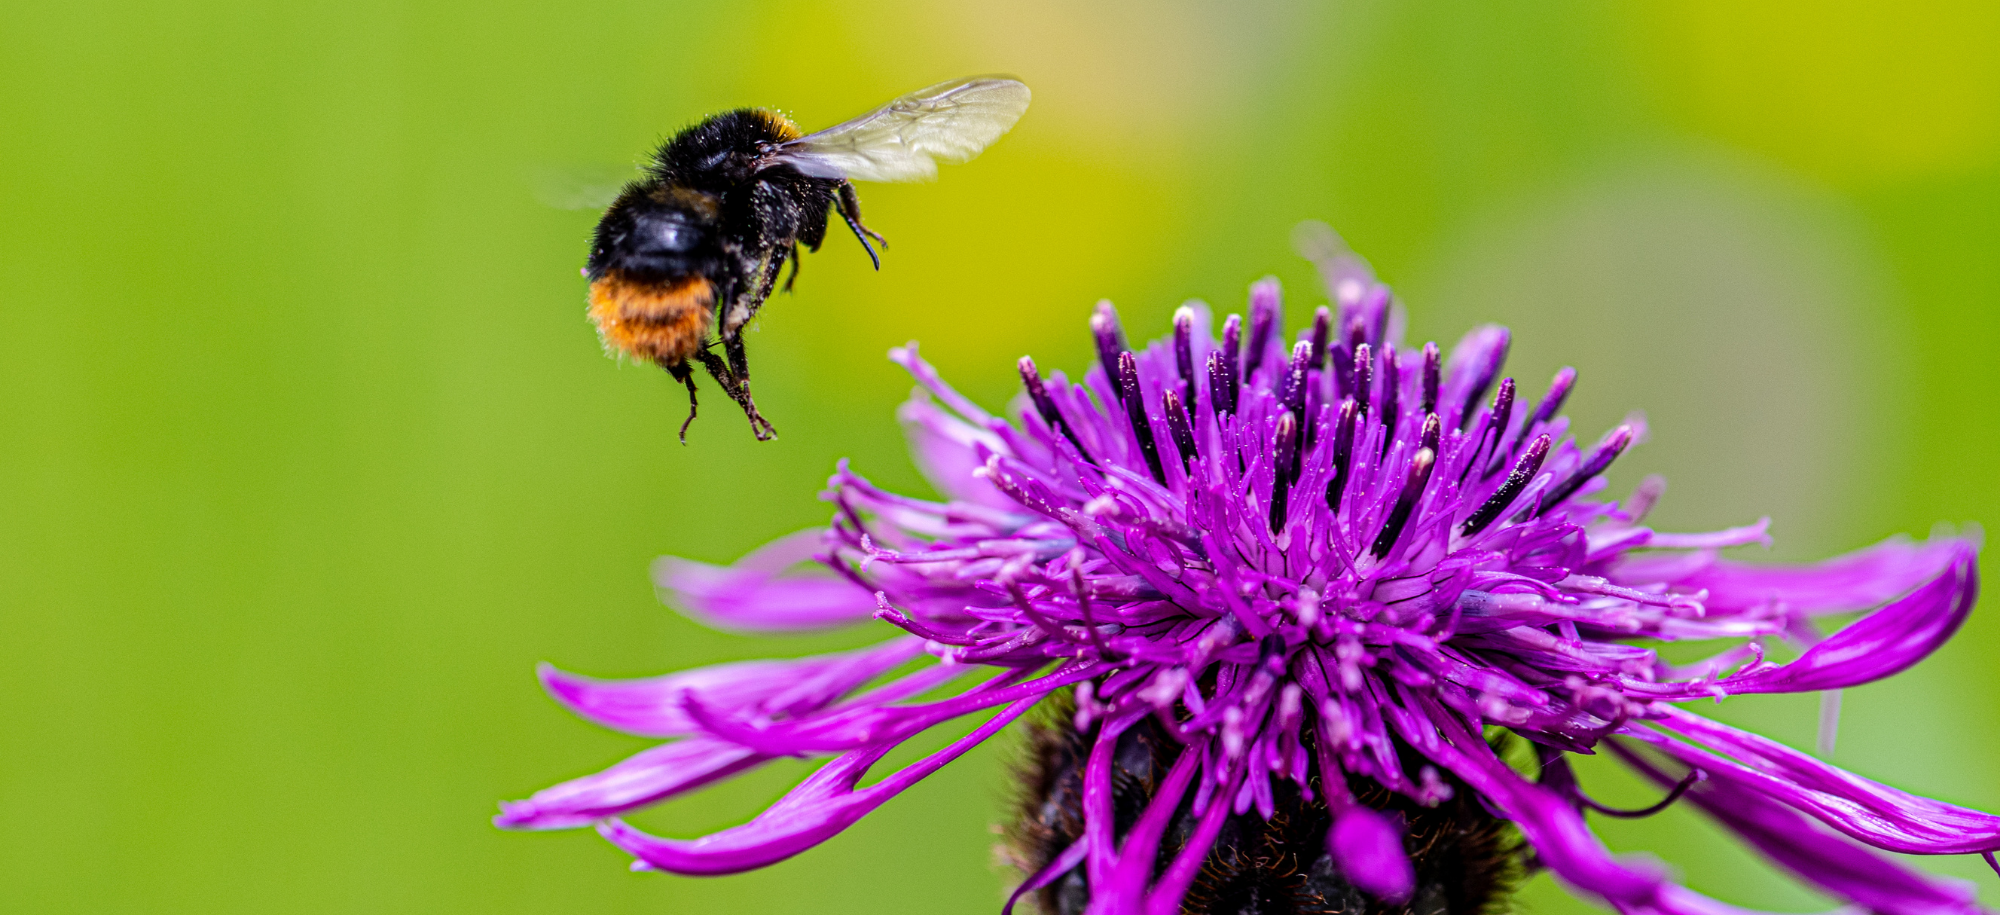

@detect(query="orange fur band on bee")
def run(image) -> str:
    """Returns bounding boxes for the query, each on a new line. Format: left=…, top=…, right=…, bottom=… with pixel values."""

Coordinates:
left=588, top=274, right=715, bottom=365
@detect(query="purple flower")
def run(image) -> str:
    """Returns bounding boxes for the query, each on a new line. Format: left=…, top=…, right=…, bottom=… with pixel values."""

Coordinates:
left=499, top=253, right=1991, bottom=914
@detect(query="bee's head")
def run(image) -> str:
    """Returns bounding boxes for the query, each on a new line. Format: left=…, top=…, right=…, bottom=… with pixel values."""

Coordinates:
left=587, top=190, right=722, bottom=283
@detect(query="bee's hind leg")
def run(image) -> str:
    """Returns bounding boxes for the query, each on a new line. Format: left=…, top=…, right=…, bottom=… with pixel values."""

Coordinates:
left=835, top=182, right=886, bottom=270
left=781, top=244, right=801, bottom=293
left=662, top=358, right=700, bottom=445
left=696, top=344, right=776, bottom=442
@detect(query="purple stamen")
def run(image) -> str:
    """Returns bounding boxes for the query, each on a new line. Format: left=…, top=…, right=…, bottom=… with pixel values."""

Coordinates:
left=1072, top=567, right=1114, bottom=660
left=1418, top=411, right=1440, bottom=456
left=1330, top=338, right=1354, bottom=402
left=1270, top=411, right=1298, bottom=534
left=1535, top=425, right=1633, bottom=517
left=1245, top=295, right=1277, bottom=381
left=1308, top=306, right=1332, bottom=370
left=1207, top=351, right=1236, bottom=417
left=1019, top=356, right=1094, bottom=464
left=1532, top=367, right=1577, bottom=427
left=1324, top=398, right=1359, bottom=514
left=1370, top=447, right=1436, bottom=558
left=1420, top=342, right=1440, bottom=416
left=1221, top=315, right=1243, bottom=408
left=1378, top=344, right=1400, bottom=445
left=1283, top=341, right=1312, bottom=419
left=1164, top=390, right=1199, bottom=471
left=1119, top=351, right=1166, bottom=485
left=1488, top=377, right=1515, bottom=448
left=1460, top=434, right=1550, bottom=537
left=1093, top=301, right=1128, bottom=399
left=1352, top=343, right=1373, bottom=424
left=1173, top=306, right=1197, bottom=413
left=1469, top=378, right=1516, bottom=481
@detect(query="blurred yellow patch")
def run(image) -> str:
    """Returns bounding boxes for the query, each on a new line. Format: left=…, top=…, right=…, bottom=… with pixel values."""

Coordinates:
left=1637, top=0, right=2000, bottom=183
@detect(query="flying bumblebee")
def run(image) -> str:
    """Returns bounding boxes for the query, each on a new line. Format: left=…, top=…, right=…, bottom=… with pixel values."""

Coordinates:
left=583, top=76, right=1031, bottom=442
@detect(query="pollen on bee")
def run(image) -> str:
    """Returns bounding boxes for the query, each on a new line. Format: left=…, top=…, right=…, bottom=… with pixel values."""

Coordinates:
left=587, top=273, right=715, bottom=365
left=753, top=107, right=803, bottom=142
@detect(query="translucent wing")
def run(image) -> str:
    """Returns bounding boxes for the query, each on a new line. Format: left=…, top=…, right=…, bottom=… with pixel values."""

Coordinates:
left=528, top=163, right=642, bottom=211
left=764, top=77, right=1030, bottom=183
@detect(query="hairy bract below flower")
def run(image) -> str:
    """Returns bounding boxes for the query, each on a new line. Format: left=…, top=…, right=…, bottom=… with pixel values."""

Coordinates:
left=499, top=241, right=1990, bottom=915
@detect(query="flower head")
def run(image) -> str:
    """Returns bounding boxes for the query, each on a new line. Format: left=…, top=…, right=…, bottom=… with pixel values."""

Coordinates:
left=499, top=245, right=1990, bottom=914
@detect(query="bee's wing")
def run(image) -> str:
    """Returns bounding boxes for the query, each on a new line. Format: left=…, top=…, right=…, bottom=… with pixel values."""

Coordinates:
left=763, top=77, right=1030, bottom=183
left=529, top=163, right=643, bottom=211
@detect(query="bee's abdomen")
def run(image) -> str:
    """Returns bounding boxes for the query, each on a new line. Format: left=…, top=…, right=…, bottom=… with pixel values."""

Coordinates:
left=587, top=273, right=715, bottom=366
left=1006, top=701, right=1520, bottom=915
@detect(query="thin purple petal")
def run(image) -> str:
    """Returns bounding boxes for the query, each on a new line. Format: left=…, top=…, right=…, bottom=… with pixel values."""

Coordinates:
left=538, top=638, right=923, bottom=738
left=495, top=738, right=766, bottom=830
left=598, top=696, right=1038, bottom=875
left=653, top=529, right=879, bottom=631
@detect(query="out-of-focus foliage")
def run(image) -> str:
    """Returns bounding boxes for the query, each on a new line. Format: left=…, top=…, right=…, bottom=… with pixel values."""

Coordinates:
left=0, top=1, right=1994, bottom=912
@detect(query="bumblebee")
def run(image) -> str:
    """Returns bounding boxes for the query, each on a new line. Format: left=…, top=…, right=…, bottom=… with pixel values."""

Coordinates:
left=584, top=77, right=1031, bottom=441
left=1008, top=696, right=1522, bottom=915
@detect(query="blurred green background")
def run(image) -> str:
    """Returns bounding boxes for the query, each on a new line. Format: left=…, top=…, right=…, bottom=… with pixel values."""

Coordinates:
left=3, top=1, right=1998, bottom=912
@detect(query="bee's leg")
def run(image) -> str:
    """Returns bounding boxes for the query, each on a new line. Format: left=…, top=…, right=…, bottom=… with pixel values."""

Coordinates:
left=722, top=253, right=785, bottom=340
left=721, top=332, right=777, bottom=441
left=711, top=285, right=767, bottom=436
left=835, top=182, right=886, bottom=270
left=695, top=346, right=776, bottom=442
left=723, top=325, right=751, bottom=386
left=722, top=272, right=760, bottom=339
left=781, top=244, right=801, bottom=293
left=661, top=358, right=700, bottom=445
left=752, top=250, right=786, bottom=310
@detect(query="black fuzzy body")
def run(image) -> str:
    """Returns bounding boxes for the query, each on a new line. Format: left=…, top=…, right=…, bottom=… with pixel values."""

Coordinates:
left=585, top=109, right=879, bottom=441
left=588, top=110, right=843, bottom=298
left=1008, top=699, right=1521, bottom=915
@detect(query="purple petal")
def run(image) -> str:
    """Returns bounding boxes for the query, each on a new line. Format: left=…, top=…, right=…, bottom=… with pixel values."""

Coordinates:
left=1651, top=886, right=1851, bottom=915
left=654, top=529, right=878, bottom=631
left=1090, top=747, right=1202, bottom=915
left=1633, top=708, right=2000, bottom=855
left=1144, top=755, right=1244, bottom=915
left=888, top=342, right=995, bottom=426
left=1610, top=740, right=1983, bottom=915
left=1628, top=545, right=1978, bottom=698
left=1628, top=534, right=1972, bottom=618
left=539, top=638, right=923, bottom=738
left=678, top=662, right=1099, bottom=754
left=596, top=695, right=1037, bottom=875
left=1328, top=805, right=1414, bottom=903
left=897, top=393, right=1016, bottom=510
left=1005, top=836, right=1089, bottom=915
left=495, top=738, right=767, bottom=830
